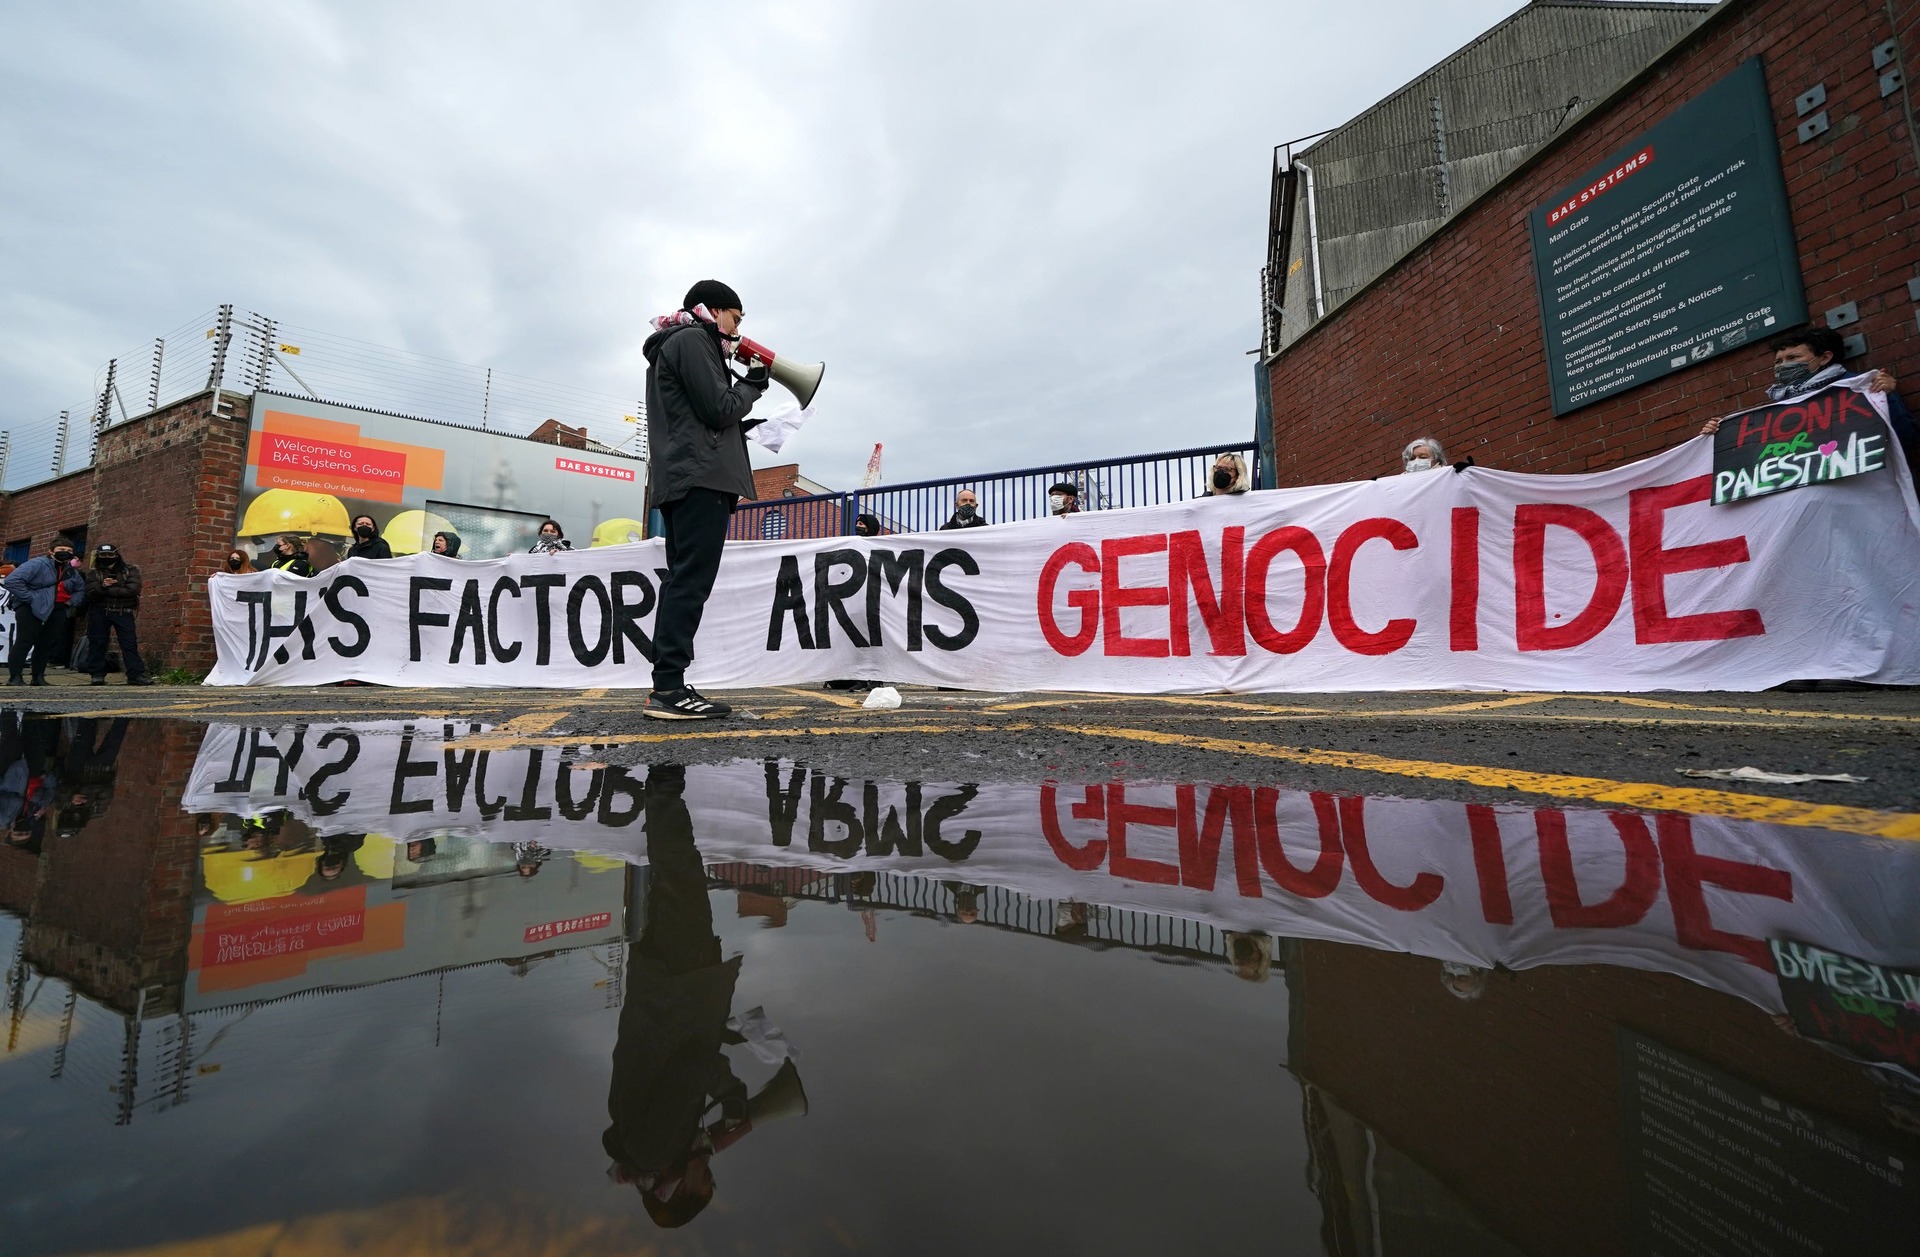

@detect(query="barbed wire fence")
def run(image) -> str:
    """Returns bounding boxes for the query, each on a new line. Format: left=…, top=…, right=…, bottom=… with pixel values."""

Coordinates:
left=3, top=306, right=648, bottom=492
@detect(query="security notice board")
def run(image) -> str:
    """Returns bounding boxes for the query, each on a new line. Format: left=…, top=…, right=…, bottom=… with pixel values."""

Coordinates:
left=1530, top=57, right=1806, bottom=415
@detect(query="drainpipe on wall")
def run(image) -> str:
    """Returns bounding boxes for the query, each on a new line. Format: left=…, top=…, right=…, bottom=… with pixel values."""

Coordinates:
left=1294, top=159, right=1326, bottom=320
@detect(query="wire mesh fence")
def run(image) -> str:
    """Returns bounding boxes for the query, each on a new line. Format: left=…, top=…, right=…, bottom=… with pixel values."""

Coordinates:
left=2, top=305, right=648, bottom=492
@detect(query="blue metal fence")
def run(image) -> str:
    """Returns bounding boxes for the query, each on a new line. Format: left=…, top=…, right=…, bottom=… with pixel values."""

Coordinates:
left=728, top=442, right=1261, bottom=540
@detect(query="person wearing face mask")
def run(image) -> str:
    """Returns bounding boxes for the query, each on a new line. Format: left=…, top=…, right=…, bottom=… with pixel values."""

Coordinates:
left=82, top=544, right=148, bottom=687
left=266, top=535, right=314, bottom=577
left=221, top=548, right=255, bottom=575
left=346, top=514, right=393, bottom=561
left=528, top=519, right=572, bottom=555
left=852, top=514, right=882, bottom=538
left=431, top=530, right=462, bottom=558
left=1047, top=482, right=1081, bottom=518
left=3, top=538, right=86, bottom=687
left=1399, top=438, right=1448, bottom=474
left=1204, top=453, right=1251, bottom=496
left=938, top=490, right=988, bottom=530
left=1697, top=328, right=1912, bottom=465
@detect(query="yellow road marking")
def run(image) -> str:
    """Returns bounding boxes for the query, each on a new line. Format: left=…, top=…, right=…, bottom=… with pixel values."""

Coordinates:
left=1366, top=694, right=1559, bottom=715
left=447, top=710, right=571, bottom=749
left=781, top=685, right=865, bottom=708
left=1571, top=694, right=1920, bottom=724
left=581, top=687, right=609, bottom=699
left=1070, top=725, right=1920, bottom=841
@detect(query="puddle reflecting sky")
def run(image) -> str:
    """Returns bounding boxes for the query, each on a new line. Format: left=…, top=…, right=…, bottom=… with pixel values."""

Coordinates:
left=1, top=714, right=1916, bottom=1255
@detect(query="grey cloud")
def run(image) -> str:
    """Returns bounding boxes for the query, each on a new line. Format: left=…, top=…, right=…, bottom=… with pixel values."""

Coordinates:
left=0, top=0, right=1527, bottom=488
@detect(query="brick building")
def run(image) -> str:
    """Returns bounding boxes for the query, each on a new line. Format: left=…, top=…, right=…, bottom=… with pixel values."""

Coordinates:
left=0, top=389, right=251, bottom=675
left=1260, top=0, right=1919, bottom=485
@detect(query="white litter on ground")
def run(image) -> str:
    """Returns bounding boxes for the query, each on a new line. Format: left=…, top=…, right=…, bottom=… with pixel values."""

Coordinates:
left=862, top=686, right=903, bottom=709
left=1677, top=766, right=1869, bottom=784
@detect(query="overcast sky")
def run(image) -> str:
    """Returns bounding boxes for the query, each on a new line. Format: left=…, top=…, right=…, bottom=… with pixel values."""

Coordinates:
left=0, top=0, right=1529, bottom=490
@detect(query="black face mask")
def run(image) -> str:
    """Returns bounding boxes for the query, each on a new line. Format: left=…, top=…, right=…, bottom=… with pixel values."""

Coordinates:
left=1212, top=468, right=1234, bottom=490
left=227, top=555, right=244, bottom=571
left=354, top=524, right=375, bottom=539
left=1773, top=361, right=1815, bottom=388
left=956, top=504, right=975, bottom=519
left=51, top=551, right=73, bottom=565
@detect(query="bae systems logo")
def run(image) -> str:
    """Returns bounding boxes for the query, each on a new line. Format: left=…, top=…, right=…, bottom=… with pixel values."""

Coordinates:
left=556, top=458, right=635, bottom=482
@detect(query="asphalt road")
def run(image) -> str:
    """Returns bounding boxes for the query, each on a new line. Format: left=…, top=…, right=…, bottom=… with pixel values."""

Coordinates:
left=13, top=679, right=1919, bottom=831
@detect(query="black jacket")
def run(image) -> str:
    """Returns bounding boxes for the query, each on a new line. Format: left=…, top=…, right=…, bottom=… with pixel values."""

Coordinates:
left=347, top=536, right=393, bottom=561
left=938, top=512, right=988, bottom=531
left=644, top=321, right=767, bottom=508
left=83, top=560, right=141, bottom=612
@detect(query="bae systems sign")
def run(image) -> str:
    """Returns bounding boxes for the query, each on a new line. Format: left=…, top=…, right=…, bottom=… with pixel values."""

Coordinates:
left=1528, top=58, right=1807, bottom=415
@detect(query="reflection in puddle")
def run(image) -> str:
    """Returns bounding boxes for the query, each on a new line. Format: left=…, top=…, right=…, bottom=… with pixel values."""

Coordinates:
left=0, top=714, right=1913, bottom=1255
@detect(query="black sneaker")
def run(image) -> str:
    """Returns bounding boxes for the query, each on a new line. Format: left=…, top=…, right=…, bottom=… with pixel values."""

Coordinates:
left=128, top=676, right=153, bottom=686
left=645, top=687, right=732, bottom=720
left=90, top=677, right=106, bottom=686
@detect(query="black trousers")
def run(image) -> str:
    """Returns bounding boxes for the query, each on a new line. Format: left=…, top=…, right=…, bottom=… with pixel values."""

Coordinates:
left=87, top=608, right=145, bottom=681
left=10, top=606, right=69, bottom=681
left=651, top=488, right=735, bottom=692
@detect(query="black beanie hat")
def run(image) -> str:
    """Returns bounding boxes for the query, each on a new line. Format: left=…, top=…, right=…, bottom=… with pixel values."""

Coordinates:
left=683, top=280, right=742, bottom=313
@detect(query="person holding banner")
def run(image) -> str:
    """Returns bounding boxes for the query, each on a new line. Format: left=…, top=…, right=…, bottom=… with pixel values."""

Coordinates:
left=1699, top=329, right=1903, bottom=437
left=643, top=280, right=770, bottom=720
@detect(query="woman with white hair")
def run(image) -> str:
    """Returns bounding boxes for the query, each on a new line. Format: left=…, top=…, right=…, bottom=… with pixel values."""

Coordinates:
left=1400, top=437, right=1448, bottom=474
left=1205, top=452, right=1251, bottom=496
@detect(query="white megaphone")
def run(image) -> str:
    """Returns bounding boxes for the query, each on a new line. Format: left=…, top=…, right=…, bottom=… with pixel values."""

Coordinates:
left=733, top=336, right=825, bottom=409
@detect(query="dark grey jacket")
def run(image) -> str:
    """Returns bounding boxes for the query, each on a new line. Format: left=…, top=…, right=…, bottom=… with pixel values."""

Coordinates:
left=644, top=321, right=767, bottom=508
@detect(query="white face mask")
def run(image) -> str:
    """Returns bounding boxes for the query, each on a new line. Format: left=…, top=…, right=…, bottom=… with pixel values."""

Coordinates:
left=1049, top=495, right=1071, bottom=513
left=1404, top=457, right=1435, bottom=473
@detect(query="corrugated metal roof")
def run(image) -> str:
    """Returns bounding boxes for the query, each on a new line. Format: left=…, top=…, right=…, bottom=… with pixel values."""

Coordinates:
left=1265, top=1, right=1714, bottom=353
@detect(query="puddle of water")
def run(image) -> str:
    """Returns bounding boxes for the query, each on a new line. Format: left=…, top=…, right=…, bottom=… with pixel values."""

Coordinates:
left=0, top=712, right=1915, bottom=1255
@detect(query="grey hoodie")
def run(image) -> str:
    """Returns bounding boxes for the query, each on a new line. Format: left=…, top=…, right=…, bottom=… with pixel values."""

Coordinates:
left=643, top=320, right=767, bottom=508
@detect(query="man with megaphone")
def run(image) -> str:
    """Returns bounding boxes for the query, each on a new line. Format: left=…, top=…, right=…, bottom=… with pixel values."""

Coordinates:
left=642, top=280, right=768, bottom=720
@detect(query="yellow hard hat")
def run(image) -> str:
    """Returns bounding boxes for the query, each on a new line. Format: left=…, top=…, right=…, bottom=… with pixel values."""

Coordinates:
left=591, top=517, right=647, bottom=548
left=381, top=510, right=454, bottom=556
left=239, top=488, right=354, bottom=538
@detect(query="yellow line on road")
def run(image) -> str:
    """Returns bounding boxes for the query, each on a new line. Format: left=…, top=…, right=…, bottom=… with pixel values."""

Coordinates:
left=1572, top=694, right=1920, bottom=724
left=447, top=710, right=572, bottom=749
left=1070, top=725, right=1920, bottom=840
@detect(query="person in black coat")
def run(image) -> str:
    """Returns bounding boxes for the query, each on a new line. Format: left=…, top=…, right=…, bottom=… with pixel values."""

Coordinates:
left=82, top=543, right=149, bottom=686
left=346, top=514, right=393, bottom=561
left=641, top=280, right=770, bottom=720
left=937, top=489, right=988, bottom=530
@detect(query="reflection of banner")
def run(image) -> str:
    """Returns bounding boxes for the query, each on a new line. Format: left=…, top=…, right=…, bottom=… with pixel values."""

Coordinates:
left=1772, top=940, right=1920, bottom=1071
left=206, top=432, right=1920, bottom=692
left=186, top=724, right=1920, bottom=1013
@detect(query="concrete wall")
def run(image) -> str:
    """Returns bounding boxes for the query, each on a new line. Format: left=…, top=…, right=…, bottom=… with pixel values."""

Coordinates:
left=1272, top=2, right=1712, bottom=351
left=1265, top=0, right=1920, bottom=484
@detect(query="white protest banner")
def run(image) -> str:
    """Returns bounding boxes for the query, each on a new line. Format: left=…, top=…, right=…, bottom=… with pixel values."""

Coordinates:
left=206, top=429, right=1920, bottom=693
left=185, top=722, right=1920, bottom=1014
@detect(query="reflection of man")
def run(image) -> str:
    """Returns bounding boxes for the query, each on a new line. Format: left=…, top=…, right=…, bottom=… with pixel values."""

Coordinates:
left=604, top=764, right=807, bottom=1228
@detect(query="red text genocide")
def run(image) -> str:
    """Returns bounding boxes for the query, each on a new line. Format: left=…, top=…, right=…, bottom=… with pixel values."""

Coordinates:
left=1036, top=474, right=1765, bottom=659
left=1041, top=782, right=1792, bottom=967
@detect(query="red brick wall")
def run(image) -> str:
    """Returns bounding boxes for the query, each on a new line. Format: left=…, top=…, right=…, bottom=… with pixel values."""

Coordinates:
left=0, top=390, right=249, bottom=673
left=750, top=464, right=802, bottom=499
left=1266, top=0, right=1920, bottom=484
left=0, top=469, right=98, bottom=557
left=22, top=720, right=203, bottom=1014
